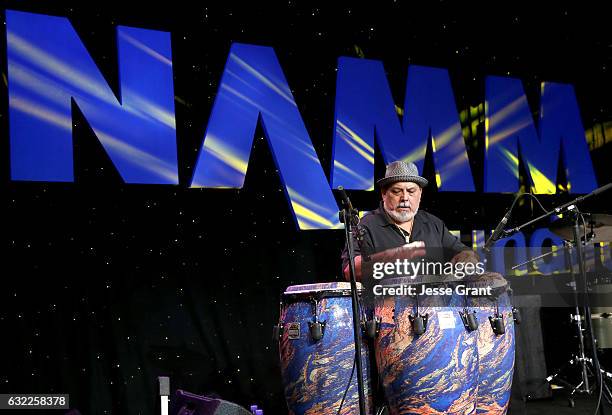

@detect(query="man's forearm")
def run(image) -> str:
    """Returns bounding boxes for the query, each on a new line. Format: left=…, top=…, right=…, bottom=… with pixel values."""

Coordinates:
left=344, top=248, right=412, bottom=282
left=343, top=242, right=426, bottom=281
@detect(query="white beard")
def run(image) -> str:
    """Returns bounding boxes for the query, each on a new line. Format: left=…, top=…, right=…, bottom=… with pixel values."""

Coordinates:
left=385, top=206, right=417, bottom=223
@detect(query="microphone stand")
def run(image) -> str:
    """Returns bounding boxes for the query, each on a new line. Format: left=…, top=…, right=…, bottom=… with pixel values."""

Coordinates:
left=502, top=183, right=612, bottom=413
left=502, top=183, right=612, bottom=238
left=339, top=200, right=367, bottom=415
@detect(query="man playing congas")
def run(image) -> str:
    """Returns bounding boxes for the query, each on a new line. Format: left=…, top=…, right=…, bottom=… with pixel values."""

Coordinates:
left=341, top=160, right=479, bottom=282
left=339, top=160, right=515, bottom=415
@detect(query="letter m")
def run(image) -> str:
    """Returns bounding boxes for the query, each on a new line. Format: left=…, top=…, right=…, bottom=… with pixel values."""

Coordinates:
left=484, top=76, right=597, bottom=193
left=330, top=58, right=475, bottom=191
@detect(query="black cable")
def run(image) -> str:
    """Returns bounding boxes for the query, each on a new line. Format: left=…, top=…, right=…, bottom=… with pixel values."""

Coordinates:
left=508, top=192, right=524, bottom=212
left=509, top=192, right=549, bottom=214
left=522, top=192, right=549, bottom=214
left=336, top=353, right=357, bottom=415
left=504, top=192, right=548, bottom=231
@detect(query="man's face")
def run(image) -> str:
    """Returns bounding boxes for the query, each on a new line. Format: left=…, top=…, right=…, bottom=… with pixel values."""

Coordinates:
left=382, top=182, right=422, bottom=223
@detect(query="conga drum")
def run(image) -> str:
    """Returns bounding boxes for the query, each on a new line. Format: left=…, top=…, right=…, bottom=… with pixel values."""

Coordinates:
left=278, top=282, right=373, bottom=415
left=374, top=276, right=480, bottom=415
left=465, top=273, right=515, bottom=415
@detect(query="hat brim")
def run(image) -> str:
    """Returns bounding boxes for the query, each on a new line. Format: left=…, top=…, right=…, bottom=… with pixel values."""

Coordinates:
left=377, top=175, right=428, bottom=188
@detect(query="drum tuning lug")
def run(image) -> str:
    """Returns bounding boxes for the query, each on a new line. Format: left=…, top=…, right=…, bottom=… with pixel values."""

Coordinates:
left=409, top=313, right=428, bottom=335
left=308, top=320, right=326, bottom=341
left=273, top=323, right=284, bottom=341
left=365, top=317, right=381, bottom=339
left=489, top=314, right=506, bottom=335
left=460, top=310, right=479, bottom=332
left=512, top=307, right=521, bottom=324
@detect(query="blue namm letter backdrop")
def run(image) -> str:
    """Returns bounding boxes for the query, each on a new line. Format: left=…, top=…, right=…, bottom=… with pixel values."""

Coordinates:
left=484, top=76, right=597, bottom=194
left=6, top=10, right=178, bottom=184
left=190, top=43, right=341, bottom=230
left=330, top=58, right=474, bottom=191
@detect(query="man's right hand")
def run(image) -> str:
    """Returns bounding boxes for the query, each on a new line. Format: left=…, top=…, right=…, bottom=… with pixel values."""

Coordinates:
left=344, top=241, right=426, bottom=281
left=379, top=241, right=426, bottom=261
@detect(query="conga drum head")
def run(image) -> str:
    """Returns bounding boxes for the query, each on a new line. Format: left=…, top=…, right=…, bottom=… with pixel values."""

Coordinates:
left=283, top=281, right=363, bottom=299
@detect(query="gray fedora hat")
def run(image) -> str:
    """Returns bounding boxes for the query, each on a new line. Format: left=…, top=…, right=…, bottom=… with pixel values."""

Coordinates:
left=377, top=161, right=428, bottom=188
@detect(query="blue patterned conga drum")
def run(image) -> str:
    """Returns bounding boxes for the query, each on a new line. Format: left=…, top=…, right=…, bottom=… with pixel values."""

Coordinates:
left=466, top=273, right=515, bottom=415
left=374, top=276, right=480, bottom=415
left=278, top=282, right=373, bottom=415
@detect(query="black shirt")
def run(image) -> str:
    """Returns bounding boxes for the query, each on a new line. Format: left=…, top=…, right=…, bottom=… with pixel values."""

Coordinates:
left=341, top=202, right=470, bottom=272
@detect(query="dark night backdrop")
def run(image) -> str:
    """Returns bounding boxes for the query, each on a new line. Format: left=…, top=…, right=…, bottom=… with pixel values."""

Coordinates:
left=1, top=2, right=611, bottom=414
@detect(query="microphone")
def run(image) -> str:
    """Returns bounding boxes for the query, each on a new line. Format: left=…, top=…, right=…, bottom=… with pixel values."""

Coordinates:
left=336, top=186, right=354, bottom=211
left=484, top=194, right=520, bottom=252
left=337, top=186, right=359, bottom=227
left=337, top=186, right=369, bottom=259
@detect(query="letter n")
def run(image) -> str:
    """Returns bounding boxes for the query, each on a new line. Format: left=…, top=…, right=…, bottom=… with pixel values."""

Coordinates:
left=6, top=10, right=178, bottom=184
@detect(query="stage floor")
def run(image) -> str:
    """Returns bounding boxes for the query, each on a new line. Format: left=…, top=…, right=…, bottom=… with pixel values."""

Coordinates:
left=525, top=390, right=598, bottom=414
